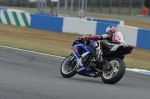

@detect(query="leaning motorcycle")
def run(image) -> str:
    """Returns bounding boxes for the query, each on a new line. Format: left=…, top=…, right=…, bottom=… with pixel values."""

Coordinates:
left=60, top=35, right=133, bottom=84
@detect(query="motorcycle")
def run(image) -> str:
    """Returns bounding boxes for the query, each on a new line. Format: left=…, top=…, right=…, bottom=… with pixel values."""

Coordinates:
left=60, top=35, right=133, bottom=84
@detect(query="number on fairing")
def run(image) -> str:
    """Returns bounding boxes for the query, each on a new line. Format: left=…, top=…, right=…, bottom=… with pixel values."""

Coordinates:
left=110, top=45, right=120, bottom=51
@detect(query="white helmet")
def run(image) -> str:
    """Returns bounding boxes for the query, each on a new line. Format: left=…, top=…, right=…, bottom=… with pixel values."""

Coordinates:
left=106, top=25, right=117, bottom=34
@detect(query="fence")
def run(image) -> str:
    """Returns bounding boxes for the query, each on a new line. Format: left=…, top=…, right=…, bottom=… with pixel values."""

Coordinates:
left=59, top=0, right=145, bottom=15
left=0, top=0, right=146, bottom=15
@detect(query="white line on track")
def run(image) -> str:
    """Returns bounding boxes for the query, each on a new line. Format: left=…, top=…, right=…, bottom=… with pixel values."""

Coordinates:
left=0, top=45, right=149, bottom=75
left=0, top=45, right=65, bottom=59
left=127, top=68, right=150, bottom=75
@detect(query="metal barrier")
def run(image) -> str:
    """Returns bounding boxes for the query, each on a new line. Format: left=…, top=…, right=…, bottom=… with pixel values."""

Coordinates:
left=0, top=0, right=146, bottom=16
left=37, top=0, right=47, bottom=13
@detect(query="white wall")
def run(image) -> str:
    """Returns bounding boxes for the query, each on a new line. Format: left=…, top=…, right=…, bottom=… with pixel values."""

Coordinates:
left=62, top=18, right=78, bottom=34
left=63, top=18, right=97, bottom=35
left=117, top=25, right=138, bottom=46
left=119, top=21, right=124, bottom=26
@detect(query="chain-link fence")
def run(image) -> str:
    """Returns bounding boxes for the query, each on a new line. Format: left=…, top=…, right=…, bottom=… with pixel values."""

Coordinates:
left=0, top=0, right=145, bottom=15
left=0, top=0, right=36, bottom=7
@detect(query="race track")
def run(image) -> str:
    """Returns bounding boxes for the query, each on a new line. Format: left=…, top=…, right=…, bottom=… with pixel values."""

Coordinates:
left=0, top=46, right=150, bottom=99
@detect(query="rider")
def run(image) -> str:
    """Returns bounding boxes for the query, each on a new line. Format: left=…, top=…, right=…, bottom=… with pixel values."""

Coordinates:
left=82, top=25, right=126, bottom=62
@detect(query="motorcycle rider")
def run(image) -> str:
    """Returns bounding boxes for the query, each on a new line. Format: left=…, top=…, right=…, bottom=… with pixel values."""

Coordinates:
left=82, top=25, right=126, bottom=62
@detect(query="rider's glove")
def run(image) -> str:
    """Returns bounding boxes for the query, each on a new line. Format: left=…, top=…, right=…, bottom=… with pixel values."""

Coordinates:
left=83, top=34, right=91, bottom=40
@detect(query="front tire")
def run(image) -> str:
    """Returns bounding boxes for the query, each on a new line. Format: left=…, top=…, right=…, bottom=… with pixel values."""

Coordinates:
left=60, top=55, right=77, bottom=78
left=101, top=58, right=126, bottom=84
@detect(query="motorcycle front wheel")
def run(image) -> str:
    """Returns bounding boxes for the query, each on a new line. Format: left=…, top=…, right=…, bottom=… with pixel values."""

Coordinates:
left=60, top=55, right=77, bottom=78
left=101, top=58, right=126, bottom=84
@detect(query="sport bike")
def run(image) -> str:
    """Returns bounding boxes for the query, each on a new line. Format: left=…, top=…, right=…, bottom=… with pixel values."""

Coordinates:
left=60, top=35, right=133, bottom=84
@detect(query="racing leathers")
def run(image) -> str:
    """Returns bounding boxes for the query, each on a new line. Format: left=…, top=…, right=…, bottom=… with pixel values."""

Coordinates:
left=83, top=31, right=126, bottom=62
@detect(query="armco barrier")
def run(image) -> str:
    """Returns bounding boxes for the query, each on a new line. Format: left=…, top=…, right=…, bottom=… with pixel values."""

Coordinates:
left=62, top=18, right=97, bottom=35
left=31, top=14, right=63, bottom=32
left=0, top=10, right=31, bottom=27
left=137, top=29, right=150, bottom=49
left=117, top=25, right=138, bottom=46
left=87, top=18, right=124, bottom=25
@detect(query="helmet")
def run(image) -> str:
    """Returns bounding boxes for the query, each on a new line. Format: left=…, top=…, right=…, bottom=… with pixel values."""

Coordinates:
left=106, top=25, right=117, bottom=34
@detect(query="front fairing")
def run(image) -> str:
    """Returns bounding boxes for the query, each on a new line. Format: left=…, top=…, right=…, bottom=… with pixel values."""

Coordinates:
left=72, top=39, right=83, bottom=46
left=72, top=43, right=92, bottom=58
left=72, top=39, right=97, bottom=48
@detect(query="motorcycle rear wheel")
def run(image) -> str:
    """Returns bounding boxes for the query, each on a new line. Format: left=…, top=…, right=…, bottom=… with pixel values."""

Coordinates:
left=60, top=55, right=77, bottom=78
left=101, top=58, right=126, bottom=84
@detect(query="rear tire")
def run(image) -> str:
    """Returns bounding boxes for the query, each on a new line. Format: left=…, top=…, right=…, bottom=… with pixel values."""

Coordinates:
left=60, top=55, right=77, bottom=78
left=101, top=58, right=126, bottom=84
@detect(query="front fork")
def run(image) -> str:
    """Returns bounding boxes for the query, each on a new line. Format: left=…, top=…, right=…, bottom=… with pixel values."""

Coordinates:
left=71, top=50, right=89, bottom=69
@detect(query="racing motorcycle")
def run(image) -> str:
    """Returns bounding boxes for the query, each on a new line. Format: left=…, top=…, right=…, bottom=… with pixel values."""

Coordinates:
left=60, top=35, right=133, bottom=84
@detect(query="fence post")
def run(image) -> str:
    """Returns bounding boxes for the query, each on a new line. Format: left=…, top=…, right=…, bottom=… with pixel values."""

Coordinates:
left=81, top=0, right=85, bottom=10
left=28, top=0, right=30, bottom=7
left=56, top=0, right=60, bottom=16
left=100, top=0, right=103, bottom=13
left=85, top=0, right=88, bottom=16
left=109, top=0, right=112, bottom=14
left=119, top=0, right=122, bottom=14
left=70, top=0, right=74, bottom=15
left=13, top=0, right=15, bottom=7
left=36, top=0, right=38, bottom=8
left=129, top=0, right=132, bottom=15
left=91, top=0, right=94, bottom=12
left=40, top=0, right=47, bottom=13
left=5, top=0, right=8, bottom=6
left=37, top=0, right=40, bottom=11
left=20, top=0, right=23, bottom=7
left=50, top=1, right=53, bottom=14
left=40, top=0, right=44, bottom=13
left=78, top=0, right=81, bottom=10
left=74, top=0, right=77, bottom=11
left=139, top=0, right=144, bottom=14
left=44, top=0, right=47, bottom=12
left=64, top=0, right=68, bottom=16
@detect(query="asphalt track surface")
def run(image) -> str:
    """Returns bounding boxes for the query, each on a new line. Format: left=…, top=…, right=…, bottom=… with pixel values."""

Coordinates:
left=0, top=46, right=150, bottom=99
